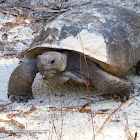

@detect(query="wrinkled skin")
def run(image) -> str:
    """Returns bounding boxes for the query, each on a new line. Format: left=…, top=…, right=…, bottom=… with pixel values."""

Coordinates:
left=8, top=51, right=138, bottom=103
left=8, top=60, right=38, bottom=103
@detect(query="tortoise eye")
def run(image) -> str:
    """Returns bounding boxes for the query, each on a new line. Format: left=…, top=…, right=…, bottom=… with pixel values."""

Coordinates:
left=37, top=52, right=42, bottom=55
left=37, top=50, right=46, bottom=56
left=51, top=60, right=55, bottom=64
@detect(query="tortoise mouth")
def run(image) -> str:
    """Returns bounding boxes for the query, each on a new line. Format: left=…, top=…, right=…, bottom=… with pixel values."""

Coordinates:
left=39, top=70, right=57, bottom=77
left=40, top=71, right=68, bottom=83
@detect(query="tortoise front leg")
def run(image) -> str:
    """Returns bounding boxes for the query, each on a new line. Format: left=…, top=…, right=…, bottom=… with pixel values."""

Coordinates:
left=8, top=60, right=38, bottom=103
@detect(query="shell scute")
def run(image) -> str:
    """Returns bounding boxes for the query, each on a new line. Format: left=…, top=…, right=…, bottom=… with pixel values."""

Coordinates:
left=26, top=4, right=140, bottom=76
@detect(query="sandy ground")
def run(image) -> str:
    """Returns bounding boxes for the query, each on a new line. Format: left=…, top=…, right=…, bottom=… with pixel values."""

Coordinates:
left=0, top=0, right=140, bottom=140
left=0, top=56, right=140, bottom=140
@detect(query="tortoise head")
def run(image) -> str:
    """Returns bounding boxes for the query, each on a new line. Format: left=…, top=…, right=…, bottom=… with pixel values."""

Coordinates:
left=37, top=51, right=67, bottom=77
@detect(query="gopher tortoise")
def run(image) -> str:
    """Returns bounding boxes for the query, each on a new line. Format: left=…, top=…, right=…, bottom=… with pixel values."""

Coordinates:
left=8, top=3, right=140, bottom=103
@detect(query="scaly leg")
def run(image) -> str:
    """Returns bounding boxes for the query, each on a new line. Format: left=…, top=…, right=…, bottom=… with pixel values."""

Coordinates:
left=8, top=60, right=38, bottom=103
left=89, top=63, right=133, bottom=99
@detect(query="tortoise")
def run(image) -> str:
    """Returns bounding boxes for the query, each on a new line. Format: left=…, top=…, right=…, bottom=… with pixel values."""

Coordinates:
left=8, top=3, right=140, bottom=103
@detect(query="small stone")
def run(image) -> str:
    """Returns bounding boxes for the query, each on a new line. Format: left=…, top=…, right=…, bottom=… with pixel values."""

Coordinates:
left=2, top=33, right=8, bottom=40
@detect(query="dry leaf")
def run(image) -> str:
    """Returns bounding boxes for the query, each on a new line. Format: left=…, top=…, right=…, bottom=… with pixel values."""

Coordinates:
left=98, top=109, right=109, bottom=112
left=0, top=127, right=5, bottom=132
left=23, top=106, right=37, bottom=115
left=15, top=17, right=26, bottom=24
left=0, top=127, right=17, bottom=136
left=0, top=119, right=25, bottom=129
left=78, top=107, right=91, bottom=113
left=95, top=92, right=140, bottom=138
left=7, top=111, right=22, bottom=119
left=0, top=103, right=12, bottom=111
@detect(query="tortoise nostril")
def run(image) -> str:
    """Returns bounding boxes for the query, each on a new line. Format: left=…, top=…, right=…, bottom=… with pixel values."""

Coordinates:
left=51, top=60, right=55, bottom=64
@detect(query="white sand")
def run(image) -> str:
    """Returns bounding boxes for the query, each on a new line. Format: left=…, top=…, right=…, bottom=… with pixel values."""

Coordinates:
left=0, top=57, right=140, bottom=140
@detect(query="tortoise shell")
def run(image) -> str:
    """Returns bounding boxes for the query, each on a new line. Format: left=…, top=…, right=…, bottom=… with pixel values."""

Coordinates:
left=26, top=3, right=140, bottom=76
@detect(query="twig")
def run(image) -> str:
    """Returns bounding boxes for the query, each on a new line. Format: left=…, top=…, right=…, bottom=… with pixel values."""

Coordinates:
left=0, top=127, right=49, bottom=137
left=79, top=34, right=95, bottom=140
left=126, top=116, right=133, bottom=139
left=95, top=92, right=140, bottom=138
left=89, top=112, right=109, bottom=121
left=51, top=113, right=59, bottom=140
left=59, top=85, right=64, bottom=140
left=0, top=119, right=25, bottom=129
left=130, top=93, right=140, bottom=102
left=4, top=48, right=29, bottom=58
left=0, top=103, right=12, bottom=111
left=134, top=132, right=137, bottom=140
left=58, top=0, right=65, bottom=15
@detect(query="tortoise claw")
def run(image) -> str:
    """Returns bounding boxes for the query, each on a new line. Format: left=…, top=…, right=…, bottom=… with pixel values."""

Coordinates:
left=8, top=93, right=33, bottom=103
left=10, top=96, right=15, bottom=103
left=118, top=94, right=130, bottom=100
left=7, top=93, right=10, bottom=98
left=17, top=98, right=22, bottom=103
left=120, top=95, right=124, bottom=100
left=126, top=94, right=129, bottom=100
left=23, top=97, right=29, bottom=103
